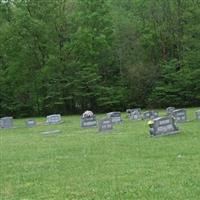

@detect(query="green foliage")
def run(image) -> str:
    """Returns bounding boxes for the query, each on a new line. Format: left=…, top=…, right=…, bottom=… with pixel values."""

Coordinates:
left=0, top=0, right=199, bottom=117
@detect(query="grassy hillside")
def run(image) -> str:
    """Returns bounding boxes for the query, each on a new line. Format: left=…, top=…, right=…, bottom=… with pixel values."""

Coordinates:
left=1, top=108, right=200, bottom=199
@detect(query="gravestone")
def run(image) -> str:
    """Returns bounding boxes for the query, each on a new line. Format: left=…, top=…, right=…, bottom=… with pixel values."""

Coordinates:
left=0, top=117, right=13, bottom=128
left=46, top=114, right=62, bottom=124
left=172, top=109, right=187, bottom=122
left=107, top=112, right=122, bottom=124
left=149, top=116, right=179, bottom=136
left=26, top=119, right=36, bottom=128
left=129, top=110, right=142, bottom=120
left=81, top=116, right=97, bottom=128
left=99, top=118, right=113, bottom=132
left=143, top=111, right=158, bottom=120
left=195, top=110, right=200, bottom=120
left=166, top=107, right=175, bottom=115
left=126, top=108, right=141, bottom=117
left=151, top=111, right=159, bottom=119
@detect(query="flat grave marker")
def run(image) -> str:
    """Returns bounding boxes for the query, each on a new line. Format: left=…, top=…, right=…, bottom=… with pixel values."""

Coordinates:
left=41, top=130, right=61, bottom=136
left=149, top=116, right=179, bottom=136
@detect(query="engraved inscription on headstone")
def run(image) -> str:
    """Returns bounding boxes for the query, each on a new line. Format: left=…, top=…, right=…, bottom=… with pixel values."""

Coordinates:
left=26, top=119, right=36, bottom=128
left=172, top=109, right=187, bottom=122
left=107, top=112, right=122, bottom=124
left=0, top=117, right=13, bottom=128
left=81, top=116, right=97, bottom=128
left=149, top=116, right=179, bottom=136
left=166, top=107, right=175, bottom=115
left=195, top=110, right=200, bottom=120
left=143, top=111, right=158, bottom=120
left=99, top=118, right=113, bottom=132
left=46, top=114, right=62, bottom=124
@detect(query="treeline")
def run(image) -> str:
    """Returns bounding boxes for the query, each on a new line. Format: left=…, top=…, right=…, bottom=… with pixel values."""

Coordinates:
left=0, top=0, right=200, bottom=117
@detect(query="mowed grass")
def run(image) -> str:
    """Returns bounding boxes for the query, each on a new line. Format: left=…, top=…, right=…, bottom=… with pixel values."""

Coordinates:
left=1, top=108, right=200, bottom=200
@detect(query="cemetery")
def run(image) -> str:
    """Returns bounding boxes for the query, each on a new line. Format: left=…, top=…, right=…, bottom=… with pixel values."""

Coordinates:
left=1, top=1, right=200, bottom=198
left=1, top=108, right=200, bottom=199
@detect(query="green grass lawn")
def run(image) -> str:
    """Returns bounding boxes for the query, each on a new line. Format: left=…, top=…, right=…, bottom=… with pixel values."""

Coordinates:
left=1, top=108, right=200, bottom=200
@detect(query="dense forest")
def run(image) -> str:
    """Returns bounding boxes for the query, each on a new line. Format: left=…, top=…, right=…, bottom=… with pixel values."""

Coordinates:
left=0, top=0, right=200, bottom=117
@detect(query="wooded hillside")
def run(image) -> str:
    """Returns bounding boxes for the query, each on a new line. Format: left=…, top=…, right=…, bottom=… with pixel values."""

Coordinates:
left=0, top=0, right=200, bottom=117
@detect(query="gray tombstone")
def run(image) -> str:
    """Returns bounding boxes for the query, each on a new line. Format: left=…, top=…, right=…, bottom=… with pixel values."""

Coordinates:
left=107, top=112, right=122, bottom=124
left=151, top=111, right=159, bottom=119
left=99, top=118, right=113, bottom=132
left=143, top=111, right=151, bottom=120
left=166, top=107, right=175, bottom=115
left=126, top=108, right=141, bottom=117
left=172, top=109, right=187, bottom=122
left=130, top=110, right=142, bottom=120
left=26, top=119, right=36, bottom=128
left=81, top=116, right=97, bottom=128
left=0, top=117, right=13, bottom=128
left=46, top=114, right=62, bottom=124
left=143, top=111, right=158, bottom=120
left=195, top=110, right=200, bottom=120
left=149, top=116, right=179, bottom=136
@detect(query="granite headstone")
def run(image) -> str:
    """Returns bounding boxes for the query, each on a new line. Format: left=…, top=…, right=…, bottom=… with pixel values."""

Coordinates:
left=149, top=116, right=179, bottom=136
left=0, top=117, right=13, bottom=128
left=195, top=110, right=200, bottom=120
left=99, top=118, right=113, bottom=132
left=107, top=112, right=122, bottom=124
left=166, top=107, right=175, bottom=115
left=129, top=110, right=142, bottom=120
left=81, top=115, right=97, bottom=128
left=26, top=119, right=36, bottom=128
left=143, top=111, right=158, bottom=120
left=172, top=109, right=187, bottom=122
left=46, top=114, right=62, bottom=124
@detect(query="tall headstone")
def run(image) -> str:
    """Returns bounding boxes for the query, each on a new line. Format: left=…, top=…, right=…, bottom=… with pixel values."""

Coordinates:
left=195, top=110, right=200, bottom=120
left=81, top=115, right=97, bottom=128
left=107, top=112, right=122, bottom=124
left=99, top=118, right=113, bottom=132
left=166, top=107, right=175, bottom=115
left=172, top=109, right=187, bottom=122
left=26, top=119, right=36, bottom=128
left=149, top=116, right=179, bottom=136
left=46, top=114, right=62, bottom=124
left=0, top=117, right=13, bottom=128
